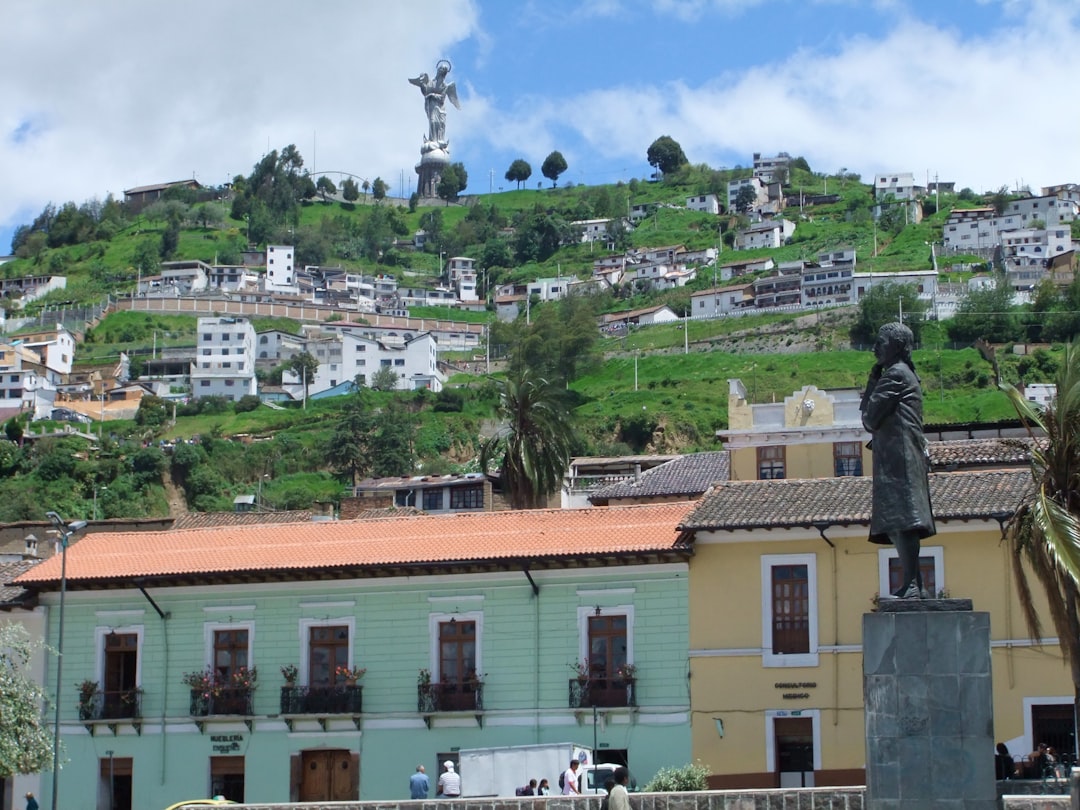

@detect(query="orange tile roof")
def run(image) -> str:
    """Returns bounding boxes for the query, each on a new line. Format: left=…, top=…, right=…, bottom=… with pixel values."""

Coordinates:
left=14, top=502, right=697, bottom=589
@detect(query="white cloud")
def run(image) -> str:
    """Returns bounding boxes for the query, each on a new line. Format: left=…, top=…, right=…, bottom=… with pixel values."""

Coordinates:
left=0, top=0, right=479, bottom=234
left=477, top=1, right=1080, bottom=192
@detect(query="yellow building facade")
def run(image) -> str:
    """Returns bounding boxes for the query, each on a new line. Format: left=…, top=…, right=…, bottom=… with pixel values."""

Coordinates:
left=681, top=470, right=1072, bottom=789
left=719, top=379, right=871, bottom=481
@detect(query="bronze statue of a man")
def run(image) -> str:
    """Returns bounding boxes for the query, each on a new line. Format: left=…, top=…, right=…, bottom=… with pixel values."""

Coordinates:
left=860, top=322, right=936, bottom=598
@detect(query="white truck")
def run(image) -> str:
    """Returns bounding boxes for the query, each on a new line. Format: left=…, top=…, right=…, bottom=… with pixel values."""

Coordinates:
left=457, top=742, right=621, bottom=797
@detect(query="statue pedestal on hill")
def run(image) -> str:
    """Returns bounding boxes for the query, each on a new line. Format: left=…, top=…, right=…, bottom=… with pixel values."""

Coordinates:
left=409, top=60, right=460, bottom=199
left=864, top=600, right=996, bottom=808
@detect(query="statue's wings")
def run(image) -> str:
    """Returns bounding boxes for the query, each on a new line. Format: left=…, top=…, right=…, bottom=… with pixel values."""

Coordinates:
left=408, top=73, right=429, bottom=90
left=445, top=82, right=461, bottom=109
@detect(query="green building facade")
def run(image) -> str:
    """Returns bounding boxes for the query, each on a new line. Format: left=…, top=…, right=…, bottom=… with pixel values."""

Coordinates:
left=35, top=538, right=691, bottom=808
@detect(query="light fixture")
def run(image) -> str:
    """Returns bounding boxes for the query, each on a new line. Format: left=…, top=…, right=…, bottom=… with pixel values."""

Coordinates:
left=714, top=718, right=725, bottom=738
left=595, top=605, right=602, bottom=616
left=46, top=511, right=88, bottom=810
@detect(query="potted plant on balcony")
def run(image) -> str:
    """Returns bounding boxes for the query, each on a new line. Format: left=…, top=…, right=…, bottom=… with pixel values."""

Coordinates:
left=417, top=668, right=436, bottom=713
left=571, top=659, right=591, bottom=684
left=335, top=665, right=366, bottom=686
left=280, top=664, right=298, bottom=685
left=614, top=663, right=636, bottom=683
left=77, top=679, right=100, bottom=721
left=183, top=667, right=220, bottom=715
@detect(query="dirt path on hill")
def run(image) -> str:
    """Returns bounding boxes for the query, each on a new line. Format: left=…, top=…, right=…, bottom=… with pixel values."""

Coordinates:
left=163, top=477, right=188, bottom=516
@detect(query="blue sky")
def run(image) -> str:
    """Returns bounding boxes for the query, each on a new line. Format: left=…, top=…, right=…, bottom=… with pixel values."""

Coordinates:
left=2, top=0, right=1077, bottom=254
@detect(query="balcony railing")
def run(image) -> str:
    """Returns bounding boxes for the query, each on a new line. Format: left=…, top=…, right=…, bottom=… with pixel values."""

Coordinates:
left=280, top=684, right=363, bottom=715
left=79, top=689, right=142, bottom=721
left=568, top=678, right=636, bottom=709
left=190, top=686, right=255, bottom=716
left=417, top=682, right=483, bottom=713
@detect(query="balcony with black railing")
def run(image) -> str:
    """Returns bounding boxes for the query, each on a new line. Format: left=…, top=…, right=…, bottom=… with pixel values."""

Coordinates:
left=280, top=684, right=363, bottom=715
left=568, top=678, right=636, bottom=709
left=417, top=681, right=483, bottom=714
left=190, top=686, right=255, bottom=716
left=78, top=688, right=142, bottom=723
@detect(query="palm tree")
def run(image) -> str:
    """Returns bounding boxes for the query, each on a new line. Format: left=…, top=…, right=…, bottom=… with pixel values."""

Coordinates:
left=480, top=368, right=576, bottom=509
left=1002, top=342, right=1080, bottom=754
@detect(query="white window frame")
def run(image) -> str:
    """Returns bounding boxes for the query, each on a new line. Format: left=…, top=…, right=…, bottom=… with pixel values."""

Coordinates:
left=760, top=553, right=819, bottom=668
left=298, top=617, right=355, bottom=686
left=576, top=605, right=635, bottom=669
left=765, top=708, right=822, bottom=773
left=93, top=624, right=146, bottom=688
left=203, top=620, right=255, bottom=671
left=877, top=545, right=944, bottom=598
left=428, top=611, right=483, bottom=681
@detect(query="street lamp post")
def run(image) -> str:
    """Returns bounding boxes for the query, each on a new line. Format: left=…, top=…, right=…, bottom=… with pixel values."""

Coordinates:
left=46, top=511, right=88, bottom=810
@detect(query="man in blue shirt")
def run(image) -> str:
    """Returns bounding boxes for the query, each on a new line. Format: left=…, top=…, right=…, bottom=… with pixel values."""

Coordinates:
left=410, top=764, right=429, bottom=799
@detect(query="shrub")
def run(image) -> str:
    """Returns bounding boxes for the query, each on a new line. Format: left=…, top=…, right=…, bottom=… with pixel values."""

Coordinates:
left=235, top=394, right=261, bottom=413
left=642, top=762, right=710, bottom=792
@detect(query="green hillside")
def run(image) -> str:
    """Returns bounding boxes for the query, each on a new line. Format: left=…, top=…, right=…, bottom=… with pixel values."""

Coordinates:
left=0, top=147, right=1060, bottom=522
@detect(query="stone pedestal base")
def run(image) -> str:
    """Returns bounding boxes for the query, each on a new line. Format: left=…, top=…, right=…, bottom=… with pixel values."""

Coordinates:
left=863, top=600, right=996, bottom=809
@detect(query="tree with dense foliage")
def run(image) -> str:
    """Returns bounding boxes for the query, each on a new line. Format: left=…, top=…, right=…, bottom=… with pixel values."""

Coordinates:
left=851, top=281, right=929, bottom=346
left=541, top=151, right=568, bottom=187
left=947, top=279, right=1017, bottom=344
left=370, top=365, right=400, bottom=392
left=480, top=367, right=576, bottom=509
left=0, top=624, right=55, bottom=778
left=315, top=176, right=337, bottom=202
left=734, top=184, right=757, bottom=214
left=367, top=407, right=417, bottom=477
left=505, top=159, right=532, bottom=189
left=326, top=396, right=372, bottom=486
left=341, top=178, right=360, bottom=204
left=646, top=136, right=688, bottom=177
left=1001, top=341, right=1080, bottom=745
left=287, top=352, right=319, bottom=407
left=372, top=177, right=388, bottom=204
left=437, top=163, right=468, bottom=205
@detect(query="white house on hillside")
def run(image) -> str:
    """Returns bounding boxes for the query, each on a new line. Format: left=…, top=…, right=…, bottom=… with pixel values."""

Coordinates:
left=727, top=177, right=769, bottom=211
left=686, top=194, right=720, bottom=215
left=447, top=257, right=479, bottom=302
left=691, top=284, right=753, bottom=317
left=191, top=317, right=257, bottom=401
left=282, top=331, right=444, bottom=396
left=265, top=245, right=299, bottom=294
left=753, top=152, right=791, bottom=182
left=735, top=219, right=795, bottom=250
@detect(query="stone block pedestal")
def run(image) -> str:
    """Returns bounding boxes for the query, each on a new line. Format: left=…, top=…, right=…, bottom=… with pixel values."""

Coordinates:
left=863, top=599, right=996, bottom=809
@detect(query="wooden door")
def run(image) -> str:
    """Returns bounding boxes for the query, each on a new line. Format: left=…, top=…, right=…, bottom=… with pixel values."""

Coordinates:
left=299, top=750, right=358, bottom=802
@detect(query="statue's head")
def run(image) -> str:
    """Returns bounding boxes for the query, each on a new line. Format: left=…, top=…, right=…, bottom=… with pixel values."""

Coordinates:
left=874, top=322, right=914, bottom=367
left=436, top=60, right=451, bottom=77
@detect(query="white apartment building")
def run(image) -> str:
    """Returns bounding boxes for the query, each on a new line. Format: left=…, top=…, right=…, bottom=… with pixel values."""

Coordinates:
left=447, top=256, right=479, bottom=302
left=281, top=331, right=444, bottom=396
left=727, top=177, right=769, bottom=211
left=1002, top=195, right=1078, bottom=226
left=1002, top=227, right=1073, bottom=290
left=18, top=325, right=76, bottom=378
left=752, top=152, right=791, bottom=182
left=191, top=317, right=257, bottom=401
left=0, top=342, right=54, bottom=419
left=874, top=173, right=921, bottom=200
left=802, top=265, right=856, bottom=306
left=526, top=277, right=572, bottom=302
left=851, top=271, right=939, bottom=307
left=735, top=219, right=795, bottom=250
left=686, top=194, right=721, bottom=215
left=265, top=245, right=299, bottom=294
left=691, top=284, right=753, bottom=318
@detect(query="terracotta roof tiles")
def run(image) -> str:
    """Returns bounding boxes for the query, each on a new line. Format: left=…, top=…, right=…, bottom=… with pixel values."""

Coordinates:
left=14, top=502, right=697, bottom=589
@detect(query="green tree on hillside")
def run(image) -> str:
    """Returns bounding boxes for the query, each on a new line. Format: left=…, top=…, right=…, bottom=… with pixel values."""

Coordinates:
left=505, top=159, right=532, bottom=190
left=368, top=408, right=417, bottom=478
left=947, top=281, right=1018, bottom=344
left=437, top=163, right=468, bottom=205
left=480, top=367, right=576, bottom=509
left=287, top=352, right=319, bottom=407
left=734, top=184, right=757, bottom=214
left=316, top=176, right=337, bottom=202
left=341, top=178, right=360, bottom=204
left=541, top=151, right=568, bottom=188
left=1001, top=342, right=1080, bottom=739
left=370, top=365, right=400, bottom=392
left=850, top=281, right=928, bottom=346
left=0, top=624, right=55, bottom=778
left=372, top=177, right=388, bottom=204
left=646, top=135, right=688, bottom=176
